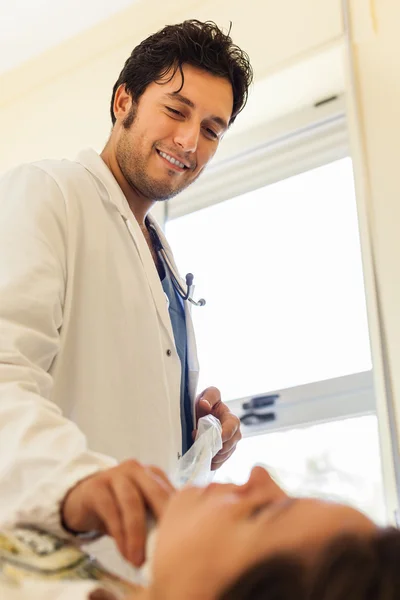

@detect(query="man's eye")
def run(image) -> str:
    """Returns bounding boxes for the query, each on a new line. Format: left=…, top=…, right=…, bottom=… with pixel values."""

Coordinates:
left=166, top=107, right=183, bottom=117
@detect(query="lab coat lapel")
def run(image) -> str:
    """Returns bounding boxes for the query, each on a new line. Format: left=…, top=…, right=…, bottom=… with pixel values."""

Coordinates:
left=75, top=149, right=175, bottom=345
left=124, top=215, right=175, bottom=342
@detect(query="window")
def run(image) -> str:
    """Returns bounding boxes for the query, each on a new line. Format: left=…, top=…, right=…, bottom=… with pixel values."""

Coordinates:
left=213, top=414, right=386, bottom=524
left=166, top=158, right=372, bottom=401
left=165, top=106, right=389, bottom=522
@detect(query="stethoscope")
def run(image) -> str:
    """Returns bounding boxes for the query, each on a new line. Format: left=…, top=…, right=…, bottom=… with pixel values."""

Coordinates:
left=147, top=223, right=206, bottom=307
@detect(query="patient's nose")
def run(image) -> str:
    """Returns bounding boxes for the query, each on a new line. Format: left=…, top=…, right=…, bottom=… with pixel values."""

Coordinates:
left=241, top=466, right=288, bottom=503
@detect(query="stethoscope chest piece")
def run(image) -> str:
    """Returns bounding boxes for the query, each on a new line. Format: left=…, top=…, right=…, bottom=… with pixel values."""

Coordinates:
left=148, top=223, right=206, bottom=308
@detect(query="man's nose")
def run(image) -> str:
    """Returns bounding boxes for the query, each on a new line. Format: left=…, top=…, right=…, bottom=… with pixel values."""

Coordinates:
left=173, top=122, right=200, bottom=154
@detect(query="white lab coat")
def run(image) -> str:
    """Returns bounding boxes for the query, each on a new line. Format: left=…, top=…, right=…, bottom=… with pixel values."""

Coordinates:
left=0, top=148, right=199, bottom=578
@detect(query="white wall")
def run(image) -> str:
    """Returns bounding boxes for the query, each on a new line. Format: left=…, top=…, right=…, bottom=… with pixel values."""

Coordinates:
left=0, top=0, right=344, bottom=171
left=345, top=0, right=400, bottom=520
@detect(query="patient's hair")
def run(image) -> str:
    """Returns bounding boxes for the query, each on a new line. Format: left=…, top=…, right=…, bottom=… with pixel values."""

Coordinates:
left=220, top=527, right=400, bottom=599
left=110, top=20, right=253, bottom=126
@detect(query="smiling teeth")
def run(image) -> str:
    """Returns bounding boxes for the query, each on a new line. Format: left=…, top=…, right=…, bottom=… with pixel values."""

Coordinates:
left=159, top=151, right=185, bottom=169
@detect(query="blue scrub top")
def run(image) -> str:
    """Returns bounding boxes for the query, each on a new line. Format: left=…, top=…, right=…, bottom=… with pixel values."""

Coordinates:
left=161, top=263, right=193, bottom=455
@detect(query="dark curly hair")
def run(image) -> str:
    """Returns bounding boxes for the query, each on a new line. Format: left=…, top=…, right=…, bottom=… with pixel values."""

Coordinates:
left=219, top=528, right=400, bottom=600
left=110, top=19, right=253, bottom=127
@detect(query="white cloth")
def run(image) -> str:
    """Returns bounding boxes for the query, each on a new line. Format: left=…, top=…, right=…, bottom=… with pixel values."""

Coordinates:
left=0, top=148, right=199, bottom=579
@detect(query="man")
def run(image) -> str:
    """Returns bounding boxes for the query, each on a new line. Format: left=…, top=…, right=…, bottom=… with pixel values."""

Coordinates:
left=0, top=20, right=253, bottom=576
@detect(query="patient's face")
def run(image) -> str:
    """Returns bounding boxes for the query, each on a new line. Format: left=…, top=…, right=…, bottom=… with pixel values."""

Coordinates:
left=150, top=467, right=377, bottom=600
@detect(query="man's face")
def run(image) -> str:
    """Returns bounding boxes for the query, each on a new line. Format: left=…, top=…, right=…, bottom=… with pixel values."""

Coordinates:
left=113, top=64, right=233, bottom=202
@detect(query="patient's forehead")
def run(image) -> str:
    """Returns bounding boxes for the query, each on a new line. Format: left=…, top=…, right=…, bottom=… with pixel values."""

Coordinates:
left=253, top=497, right=377, bottom=564
left=288, top=500, right=377, bottom=557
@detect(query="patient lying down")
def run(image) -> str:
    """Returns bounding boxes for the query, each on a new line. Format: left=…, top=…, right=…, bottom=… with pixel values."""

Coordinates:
left=1, top=467, right=399, bottom=600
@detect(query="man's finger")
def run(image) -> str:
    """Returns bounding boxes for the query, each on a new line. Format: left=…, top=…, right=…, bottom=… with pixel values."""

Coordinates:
left=112, top=475, right=146, bottom=566
left=216, top=435, right=240, bottom=457
left=196, top=397, right=213, bottom=420
left=211, top=446, right=236, bottom=470
left=220, top=413, right=241, bottom=443
left=147, top=465, right=176, bottom=494
left=198, top=386, right=221, bottom=407
left=126, top=463, right=174, bottom=519
left=196, top=387, right=221, bottom=421
left=90, top=485, right=125, bottom=556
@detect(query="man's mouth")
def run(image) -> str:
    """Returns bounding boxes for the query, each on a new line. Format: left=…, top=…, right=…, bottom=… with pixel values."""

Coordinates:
left=156, top=149, right=190, bottom=170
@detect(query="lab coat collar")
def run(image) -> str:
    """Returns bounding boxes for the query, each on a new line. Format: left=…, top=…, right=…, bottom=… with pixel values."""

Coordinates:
left=75, top=148, right=132, bottom=220
left=75, top=148, right=179, bottom=279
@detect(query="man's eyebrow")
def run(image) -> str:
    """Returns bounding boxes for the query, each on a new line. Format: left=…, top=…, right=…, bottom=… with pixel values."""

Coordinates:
left=164, top=92, right=229, bottom=131
left=210, top=115, right=229, bottom=131
left=165, top=92, right=195, bottom=109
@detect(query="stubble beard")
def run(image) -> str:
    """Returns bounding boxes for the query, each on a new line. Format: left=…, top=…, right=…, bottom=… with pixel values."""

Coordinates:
left=116, top=105, right=197, bottom=202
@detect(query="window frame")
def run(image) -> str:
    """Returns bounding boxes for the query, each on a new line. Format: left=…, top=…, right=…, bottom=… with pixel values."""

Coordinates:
left=227, top=370, right=374, bottom=439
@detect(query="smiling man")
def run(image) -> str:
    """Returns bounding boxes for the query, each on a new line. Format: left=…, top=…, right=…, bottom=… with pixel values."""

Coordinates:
left=102, top=63, right=233, bottom=217
left=0, top=20, right=252, bottom=580
left=104, top=68, right=233, bottom=207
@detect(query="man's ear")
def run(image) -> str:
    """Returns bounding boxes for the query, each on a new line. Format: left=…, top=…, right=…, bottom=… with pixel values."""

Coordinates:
left=113, top=84, right=133, bottom=122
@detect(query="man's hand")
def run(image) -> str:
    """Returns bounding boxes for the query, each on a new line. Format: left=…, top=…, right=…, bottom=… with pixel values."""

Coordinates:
left=195, top=386, right=242, bottom=470
left=61, top=460, right=174, bottom=567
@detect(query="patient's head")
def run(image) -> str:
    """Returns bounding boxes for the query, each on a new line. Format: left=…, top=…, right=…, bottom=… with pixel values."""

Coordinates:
left=221, top=527, right=400, bottom=599
left=148, top=466, right=396, bottom=600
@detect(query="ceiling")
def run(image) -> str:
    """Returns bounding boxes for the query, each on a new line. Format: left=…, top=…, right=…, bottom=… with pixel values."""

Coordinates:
left=0, top=0, right=136, bottom=75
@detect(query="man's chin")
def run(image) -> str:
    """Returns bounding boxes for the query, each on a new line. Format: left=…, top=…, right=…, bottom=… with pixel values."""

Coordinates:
left=137, top=170, right=195, bottom=202
left=153, top=189, right=182, bottom=202
left=151, top=182, right=191, bottom=202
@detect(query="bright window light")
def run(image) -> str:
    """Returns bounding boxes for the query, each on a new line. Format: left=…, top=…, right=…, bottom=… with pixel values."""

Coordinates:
left=213, top=414, right=386, bottom=524
left=166, top=158, right=372, bottom=401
